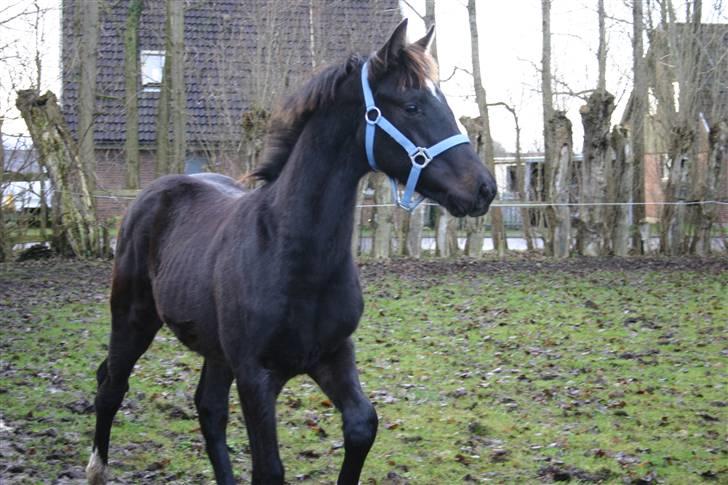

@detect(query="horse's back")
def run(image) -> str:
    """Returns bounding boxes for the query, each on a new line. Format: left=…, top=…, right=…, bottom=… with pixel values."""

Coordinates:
left=120, top=173, right=245, bottom=237
left=114, top=173, right=245, bottom=283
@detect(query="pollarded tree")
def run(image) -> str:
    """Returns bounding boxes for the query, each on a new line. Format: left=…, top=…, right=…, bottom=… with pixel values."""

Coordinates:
left=16, top=90, right=109, bottom=258
left=576, top=0, right=615, bottom=256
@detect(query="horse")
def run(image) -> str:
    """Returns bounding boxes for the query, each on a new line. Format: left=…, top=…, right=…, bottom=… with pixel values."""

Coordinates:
left=86, top=19, right=496, bottom=485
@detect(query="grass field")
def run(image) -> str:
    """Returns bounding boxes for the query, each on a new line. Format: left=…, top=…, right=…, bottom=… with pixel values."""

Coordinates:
left=1, top=258, right=726, bottom=484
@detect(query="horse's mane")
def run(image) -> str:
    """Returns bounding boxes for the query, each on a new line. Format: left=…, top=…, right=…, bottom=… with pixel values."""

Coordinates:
left=251, top=42, right=437, bottom=183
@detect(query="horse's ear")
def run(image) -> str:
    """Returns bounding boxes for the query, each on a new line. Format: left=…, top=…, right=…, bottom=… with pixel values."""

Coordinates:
left=374, top=18, right=409, bottom=71
left=414, top=25, right=435, bottom=53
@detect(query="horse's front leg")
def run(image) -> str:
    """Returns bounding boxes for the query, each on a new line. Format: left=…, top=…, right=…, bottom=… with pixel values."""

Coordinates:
left=195, top=359, right=235, bottom=484
left=309, top=339, right=378, bottom=485
left=236, top=366, right=286, bottom=484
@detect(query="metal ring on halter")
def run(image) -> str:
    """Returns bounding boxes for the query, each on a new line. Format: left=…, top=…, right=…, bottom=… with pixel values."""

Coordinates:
left=410, top=147, right=432, bottom=168
left=365, top=107, right=381, bottom=125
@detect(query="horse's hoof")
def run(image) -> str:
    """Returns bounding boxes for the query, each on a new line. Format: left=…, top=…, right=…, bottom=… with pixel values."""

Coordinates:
left=86, top=449, right=108, bottom=485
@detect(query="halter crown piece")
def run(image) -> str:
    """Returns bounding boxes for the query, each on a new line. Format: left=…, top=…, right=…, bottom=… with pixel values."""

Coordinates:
left=361, top=60, right=471, bottom=212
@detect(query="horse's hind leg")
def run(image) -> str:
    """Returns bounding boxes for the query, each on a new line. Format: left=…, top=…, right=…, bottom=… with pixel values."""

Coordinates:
left=195, top=359, right=234, bottom=484
left=309, top=339, right=378, bottom=485
left=87, top=281, right=161, bottom=485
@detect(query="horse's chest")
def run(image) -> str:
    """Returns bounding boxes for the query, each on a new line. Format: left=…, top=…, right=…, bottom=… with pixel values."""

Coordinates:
left=260, top=291, right=361, bottom=373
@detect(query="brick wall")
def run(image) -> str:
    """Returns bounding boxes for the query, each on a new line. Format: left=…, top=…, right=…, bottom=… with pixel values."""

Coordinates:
left=94, top=148, right=157, bottom=223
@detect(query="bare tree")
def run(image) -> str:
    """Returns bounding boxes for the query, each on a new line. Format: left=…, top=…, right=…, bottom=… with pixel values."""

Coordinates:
left=16, top=90, right=108, bottom=258
left=76, top=0, right=98, bottom=194
left=0, top=116, right=5, bottom=262
left=576, top=0, right=615, bottom=256
left=541, top=0, right=555, bottom=255
left=155, top=8, right=171, bottom=176
left=659, top=0, right=702, bottom=255
left=371, top=173, right=393, bottom=258
left=546, top=112, right=573, bottom=258
left=691, top=120, right=726, bottom=253
left=465, top=0, right=505, bottom=258
left=124, top=0, right=142, bottom=189
left=424, top=0, right=457, bottom=258
left=168, top=0, right=185, bottom=173
left=631, top=0, right=648, bottom=254
left=607, top=124, right=633, bottom=255
left=351, top=176, right=367, bottom=256
left=499, top=102, right=534, bottom=250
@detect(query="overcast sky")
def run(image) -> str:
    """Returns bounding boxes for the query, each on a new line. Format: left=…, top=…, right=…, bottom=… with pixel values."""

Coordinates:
left=404, top=0, right=726, bottom=153
left=2, top=0, right=727, bottom=153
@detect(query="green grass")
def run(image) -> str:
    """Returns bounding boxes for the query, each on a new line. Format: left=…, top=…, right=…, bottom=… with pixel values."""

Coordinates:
left=1, top=261, right=726, bottom=483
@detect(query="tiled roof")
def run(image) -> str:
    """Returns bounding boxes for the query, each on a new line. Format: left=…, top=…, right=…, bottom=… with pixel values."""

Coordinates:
left=62, top=0, right=401, bottom=147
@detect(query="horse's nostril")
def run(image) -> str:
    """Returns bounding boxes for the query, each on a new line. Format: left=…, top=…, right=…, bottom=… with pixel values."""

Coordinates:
left=480, top=182, right=497, bottom=203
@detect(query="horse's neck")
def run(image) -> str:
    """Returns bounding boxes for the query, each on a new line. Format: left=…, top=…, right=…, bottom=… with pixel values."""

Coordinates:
left=267, top=110, right=368, bottom=259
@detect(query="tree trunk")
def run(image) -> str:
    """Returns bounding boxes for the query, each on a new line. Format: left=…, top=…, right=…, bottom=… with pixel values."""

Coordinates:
left=403, top=205, right=424, bottom=257
left=351, top=176, right=367, bottom=256
left=545, top=112, right=572, bottom=259
left=577, top=90, right=614, bottom=256
left=16, top=90, right=108, bottom=258
left=541, top=0, right=555, bottom=255
left=631, top=0, right=648, bottom=254
left=661, top=127, right=694, bottom=254
left=691, top=120, right=727, bottom=254
left=76, top=0, right=99, bottom=194
left=0, top=116, right=6, bottom=262
left=156, top=12, right=171, bottom=176
left=608, top=125, right=632, bottom=256
left=467, top=0, right=505, bottom=258
left=372, top=173, right=392, bottom=258
left=597, top=0, right=606, bottom=93
left=124, top=0, right=143, bottom=189
left=459, top=117, right=485, bottom=257
left=39, top=177, right=48, bottom=240
left=575, top=0, right=613, bottom=256
left=659, top=0, right=702, bottom=255
left=511, top=108, right=533, bottom=251
left=425, top=0, right=456, bottom=258
left=168, top=0, right=186, bottom=173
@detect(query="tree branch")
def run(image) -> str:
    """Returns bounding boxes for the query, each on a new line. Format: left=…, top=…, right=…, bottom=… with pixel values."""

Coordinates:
left=441, top=65, right=472, bottom=82
left=400, top=0, right=425, bottom=21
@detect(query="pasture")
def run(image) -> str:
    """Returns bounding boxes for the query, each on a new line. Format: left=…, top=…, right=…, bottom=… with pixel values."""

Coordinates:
left=1, top=257, right=725, bottom=484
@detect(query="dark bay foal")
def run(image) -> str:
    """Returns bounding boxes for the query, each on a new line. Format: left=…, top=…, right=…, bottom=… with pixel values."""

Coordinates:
left=87, top=20, right=496, bottom=485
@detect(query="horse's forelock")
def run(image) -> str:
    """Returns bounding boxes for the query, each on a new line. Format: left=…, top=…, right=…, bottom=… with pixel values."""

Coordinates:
left=369, top=42, right=438, bottom=90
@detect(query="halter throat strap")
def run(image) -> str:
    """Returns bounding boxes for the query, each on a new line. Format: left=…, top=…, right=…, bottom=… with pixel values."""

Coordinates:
left=361, top=60, right=470, bottom=212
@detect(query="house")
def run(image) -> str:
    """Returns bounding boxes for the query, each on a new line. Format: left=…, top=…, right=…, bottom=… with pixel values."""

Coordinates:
left=621, top=23, right=728, bottom=223
left=61, top=0, right=401, bottom=221
left=2, top=147, right=51, bottom=212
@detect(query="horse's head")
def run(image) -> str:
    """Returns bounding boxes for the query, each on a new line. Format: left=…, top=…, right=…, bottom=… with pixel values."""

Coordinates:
left=361, top=19, right=497, bottom=217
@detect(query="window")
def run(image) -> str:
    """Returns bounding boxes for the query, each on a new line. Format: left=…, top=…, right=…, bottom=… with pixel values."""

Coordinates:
left=506, top=165, right=518, bottom=193
left=648, top=87, right=658, bottom=116
left=140, top=50, right=165, bottom=91
left=184, top=155, right=207, bottom=175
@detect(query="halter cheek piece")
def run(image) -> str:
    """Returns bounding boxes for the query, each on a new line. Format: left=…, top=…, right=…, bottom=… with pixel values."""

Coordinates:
left=360, top=60, right=470, bottom=212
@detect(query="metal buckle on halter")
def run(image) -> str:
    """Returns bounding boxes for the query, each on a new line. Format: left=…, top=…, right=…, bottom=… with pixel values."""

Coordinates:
left=410, top=147, right=432, bottom=168
left=365, top=107, right=381, bottom=125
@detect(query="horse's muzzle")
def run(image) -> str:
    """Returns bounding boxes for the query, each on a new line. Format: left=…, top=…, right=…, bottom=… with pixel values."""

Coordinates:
left=466, top=180, right=497, bottom=217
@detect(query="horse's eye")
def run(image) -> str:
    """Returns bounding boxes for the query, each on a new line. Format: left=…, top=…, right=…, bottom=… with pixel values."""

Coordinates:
left=404, top=103, right=419, bottom=114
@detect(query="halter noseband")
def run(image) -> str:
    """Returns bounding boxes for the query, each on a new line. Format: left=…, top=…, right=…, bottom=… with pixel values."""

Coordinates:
left=361, top=60, right=470, bottom=212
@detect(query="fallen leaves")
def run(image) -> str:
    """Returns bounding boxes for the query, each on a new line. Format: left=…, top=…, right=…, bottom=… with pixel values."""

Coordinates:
left=2, top=258, right=727, bottom=483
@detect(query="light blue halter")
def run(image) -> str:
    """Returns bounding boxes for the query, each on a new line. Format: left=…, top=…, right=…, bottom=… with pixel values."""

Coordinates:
left=361, top=60, right=470, bottom=212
